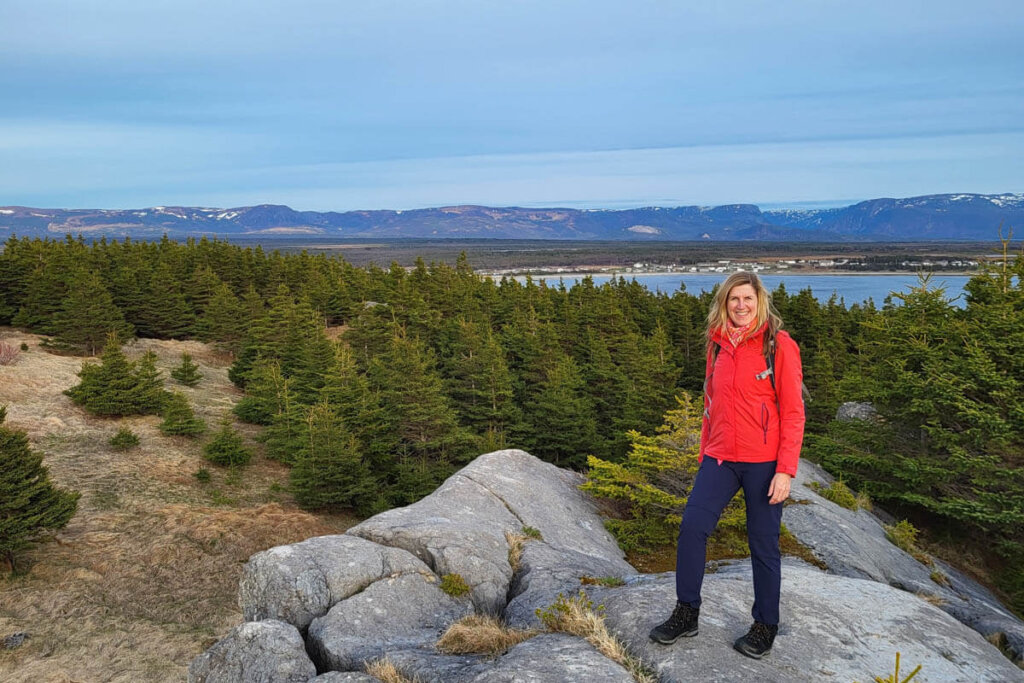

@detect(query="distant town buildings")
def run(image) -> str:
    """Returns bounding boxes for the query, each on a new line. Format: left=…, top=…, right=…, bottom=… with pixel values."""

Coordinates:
left=481, top=257, right=979, bottom=278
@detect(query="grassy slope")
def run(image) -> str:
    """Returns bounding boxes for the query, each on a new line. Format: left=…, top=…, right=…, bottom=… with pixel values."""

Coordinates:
left=0, top=329, right=358, bottom=683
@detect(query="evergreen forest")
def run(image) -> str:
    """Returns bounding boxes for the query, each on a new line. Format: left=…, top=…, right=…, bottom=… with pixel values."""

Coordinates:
left=1, top=233, right=1022, bottom=612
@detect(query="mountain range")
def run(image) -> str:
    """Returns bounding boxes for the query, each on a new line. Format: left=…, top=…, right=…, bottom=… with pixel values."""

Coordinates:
left=1, top=193, right=1021, bottom=241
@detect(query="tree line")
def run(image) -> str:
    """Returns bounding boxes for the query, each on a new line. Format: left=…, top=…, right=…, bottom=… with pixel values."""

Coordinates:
left=1, top=233, right=1022, bottom=612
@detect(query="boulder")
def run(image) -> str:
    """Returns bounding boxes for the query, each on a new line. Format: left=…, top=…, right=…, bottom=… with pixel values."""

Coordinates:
left=347, top=449, right=629, bottom=615
left=589, top=561, right=1024, bottom=683
left=836, top=401, right=878, bottom=421
left=239, top=534, right=434, bottom=630
left=307, top=572, right=473, bottom=671
left=345, top=471, right=519, bottom=614
left=187, top=620, right=316, bottom=683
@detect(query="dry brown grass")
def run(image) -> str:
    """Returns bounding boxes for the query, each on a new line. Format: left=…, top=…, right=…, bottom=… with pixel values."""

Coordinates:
left=436, top=614, right=538, bottom=655
left=505, top=531, right=527, bottom=572
left=0, top=330, right=359, bottom=683
left=364, top=658, right=420, bottom=683
left=537, top=591, right=656, bottom=683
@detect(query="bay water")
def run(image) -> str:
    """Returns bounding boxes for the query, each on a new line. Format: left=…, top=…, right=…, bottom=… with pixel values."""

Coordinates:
left=513, top=273, right=973, bottom=307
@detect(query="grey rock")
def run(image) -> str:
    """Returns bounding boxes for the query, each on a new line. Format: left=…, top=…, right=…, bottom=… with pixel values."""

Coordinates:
left=836, top=401, right=878, bottom=421
left=346, top=470, right=519, bottom=614
left=347, top=449, right=631, bottom=615
left=187, top=620, right=316, bottom=683
left=468, top=633, right=635, bottom=683
left=589, top=562, right=1024, bottom=683
left=384, top=634, right=635, bottom=683
left=504, top=540, right=637, bottom=629
left=2, top=632, right=28, bottom=650
left=453, top=449, right=630, bottom=565
left=239, top=534, right=433, bottom=630
left=790, top=460, right=1024, bottom=665
left=307, top=572, right=473, bottom=671
left=313, top=673, right=381, bottom=682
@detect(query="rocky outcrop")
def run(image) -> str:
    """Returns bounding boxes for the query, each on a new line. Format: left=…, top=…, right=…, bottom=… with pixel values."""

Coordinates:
left=591, top=561, right=1018, bottom=683
left=190, top=448, right=1024, bottom=682
left=789, top=459, right=1024, bottom=667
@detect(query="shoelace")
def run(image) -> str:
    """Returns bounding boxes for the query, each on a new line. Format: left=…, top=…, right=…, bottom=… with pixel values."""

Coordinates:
left=747, top=622, right=774, bottom=648
left=667, top=604, right=692, bottom=628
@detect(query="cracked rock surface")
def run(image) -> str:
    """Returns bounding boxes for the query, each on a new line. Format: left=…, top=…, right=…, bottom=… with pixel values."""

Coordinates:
left=789, top=460, right=1024, bottom=666
left=190, top=449, right=1024, bottom=682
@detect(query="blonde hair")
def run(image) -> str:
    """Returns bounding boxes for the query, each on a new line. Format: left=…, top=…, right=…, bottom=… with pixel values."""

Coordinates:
left=705, top=271, right=784, bottom=353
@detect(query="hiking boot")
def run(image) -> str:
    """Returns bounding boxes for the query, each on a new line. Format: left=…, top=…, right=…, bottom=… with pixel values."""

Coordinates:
left=733, top=622, right=778, bottom=659
left=649, top=602, right=699, bottom=644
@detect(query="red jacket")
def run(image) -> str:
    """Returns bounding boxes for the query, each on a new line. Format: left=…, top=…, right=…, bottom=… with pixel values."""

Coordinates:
left=699, top=325, right=804, bottom=476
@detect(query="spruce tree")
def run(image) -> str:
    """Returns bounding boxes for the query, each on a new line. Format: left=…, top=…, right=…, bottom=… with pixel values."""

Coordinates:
left=203, top=419, right=253, bottom=467
left=52, top=270, right=134, bottom=355
left=290, top=402, right=375, bottom=512
left=159, top=392, right=206, bottom=437
left=517, top=354, right=599, bottom=468
left=261, top=377, right=306, bottom=465
left=170, top=352, right=203, bottom=386
left=0, top=407, right=80, bottom=571
left=131, top=350, right=171, bottom=413
left=196, top=281, right=246, bottom=353
left=233, top=359, right=286, bottom=425
left=65, top=334, right=168, bottom=416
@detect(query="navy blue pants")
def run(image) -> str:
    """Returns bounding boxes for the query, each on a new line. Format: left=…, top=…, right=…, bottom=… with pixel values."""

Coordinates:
left=675, top=458, right=783, bottom=625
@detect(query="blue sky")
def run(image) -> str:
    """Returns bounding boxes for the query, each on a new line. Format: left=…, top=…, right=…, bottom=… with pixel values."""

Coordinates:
left=2, top=0, right=1022, bottom=211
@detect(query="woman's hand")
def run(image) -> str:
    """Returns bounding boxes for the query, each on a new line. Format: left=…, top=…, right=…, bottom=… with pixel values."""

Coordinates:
left=768, top=473, right=792, bottom=505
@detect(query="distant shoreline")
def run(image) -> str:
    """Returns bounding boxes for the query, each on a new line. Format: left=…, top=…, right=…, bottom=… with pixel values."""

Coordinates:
left=485, top=269, right=980, bottom=279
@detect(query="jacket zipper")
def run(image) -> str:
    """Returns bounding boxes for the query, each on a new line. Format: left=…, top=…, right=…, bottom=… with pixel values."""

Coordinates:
left=761, top=402, right=769, bottom=445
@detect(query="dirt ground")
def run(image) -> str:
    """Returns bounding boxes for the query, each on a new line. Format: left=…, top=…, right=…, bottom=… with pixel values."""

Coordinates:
left=0, top=329, right=358, bottom=682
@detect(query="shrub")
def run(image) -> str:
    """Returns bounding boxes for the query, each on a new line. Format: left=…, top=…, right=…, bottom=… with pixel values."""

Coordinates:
left=0, top=342, right=20, bottom=365
left=809, top=478, right=870, bottom=511
left=108, top=427, right=140, bottom=451
left=439, top=573, right=471, bottom=597
left=583, top=393, right=746, bottom=555
left=159, top=392, right=206, bottom=437
left=203, top=420, right=253, bottom=468
left=884, top=520, right=931, bottom=565
left=19, top=342, right=28, bottom=352
left=194, top=468, right=211, bottom=483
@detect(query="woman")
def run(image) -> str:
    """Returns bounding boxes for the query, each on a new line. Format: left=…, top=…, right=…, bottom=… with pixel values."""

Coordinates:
left=649, top=271, right=805, bottom=659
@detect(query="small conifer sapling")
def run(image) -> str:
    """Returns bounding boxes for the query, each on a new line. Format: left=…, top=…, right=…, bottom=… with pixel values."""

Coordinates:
left=170, top=352, right=203, bottom=386
left=204, top=419, right=253, bottom=467
left=159, top=392, right=206, bottom=437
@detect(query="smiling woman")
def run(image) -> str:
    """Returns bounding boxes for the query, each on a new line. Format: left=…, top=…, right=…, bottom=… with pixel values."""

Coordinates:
left=650, top=270, right=804, bottom=660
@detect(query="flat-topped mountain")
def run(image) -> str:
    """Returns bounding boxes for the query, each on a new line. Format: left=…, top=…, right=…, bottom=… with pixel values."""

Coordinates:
left=2, top=193, right=1021, bottom=241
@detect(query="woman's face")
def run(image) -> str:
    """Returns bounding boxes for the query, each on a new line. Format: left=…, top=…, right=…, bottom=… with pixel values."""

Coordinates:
left=727, top=283, right=758, bottom=327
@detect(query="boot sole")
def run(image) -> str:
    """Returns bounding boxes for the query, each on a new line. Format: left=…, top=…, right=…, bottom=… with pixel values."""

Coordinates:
left=733, top=643, right=771, bottom=659
left=648, top=628, right=698, bottom=644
